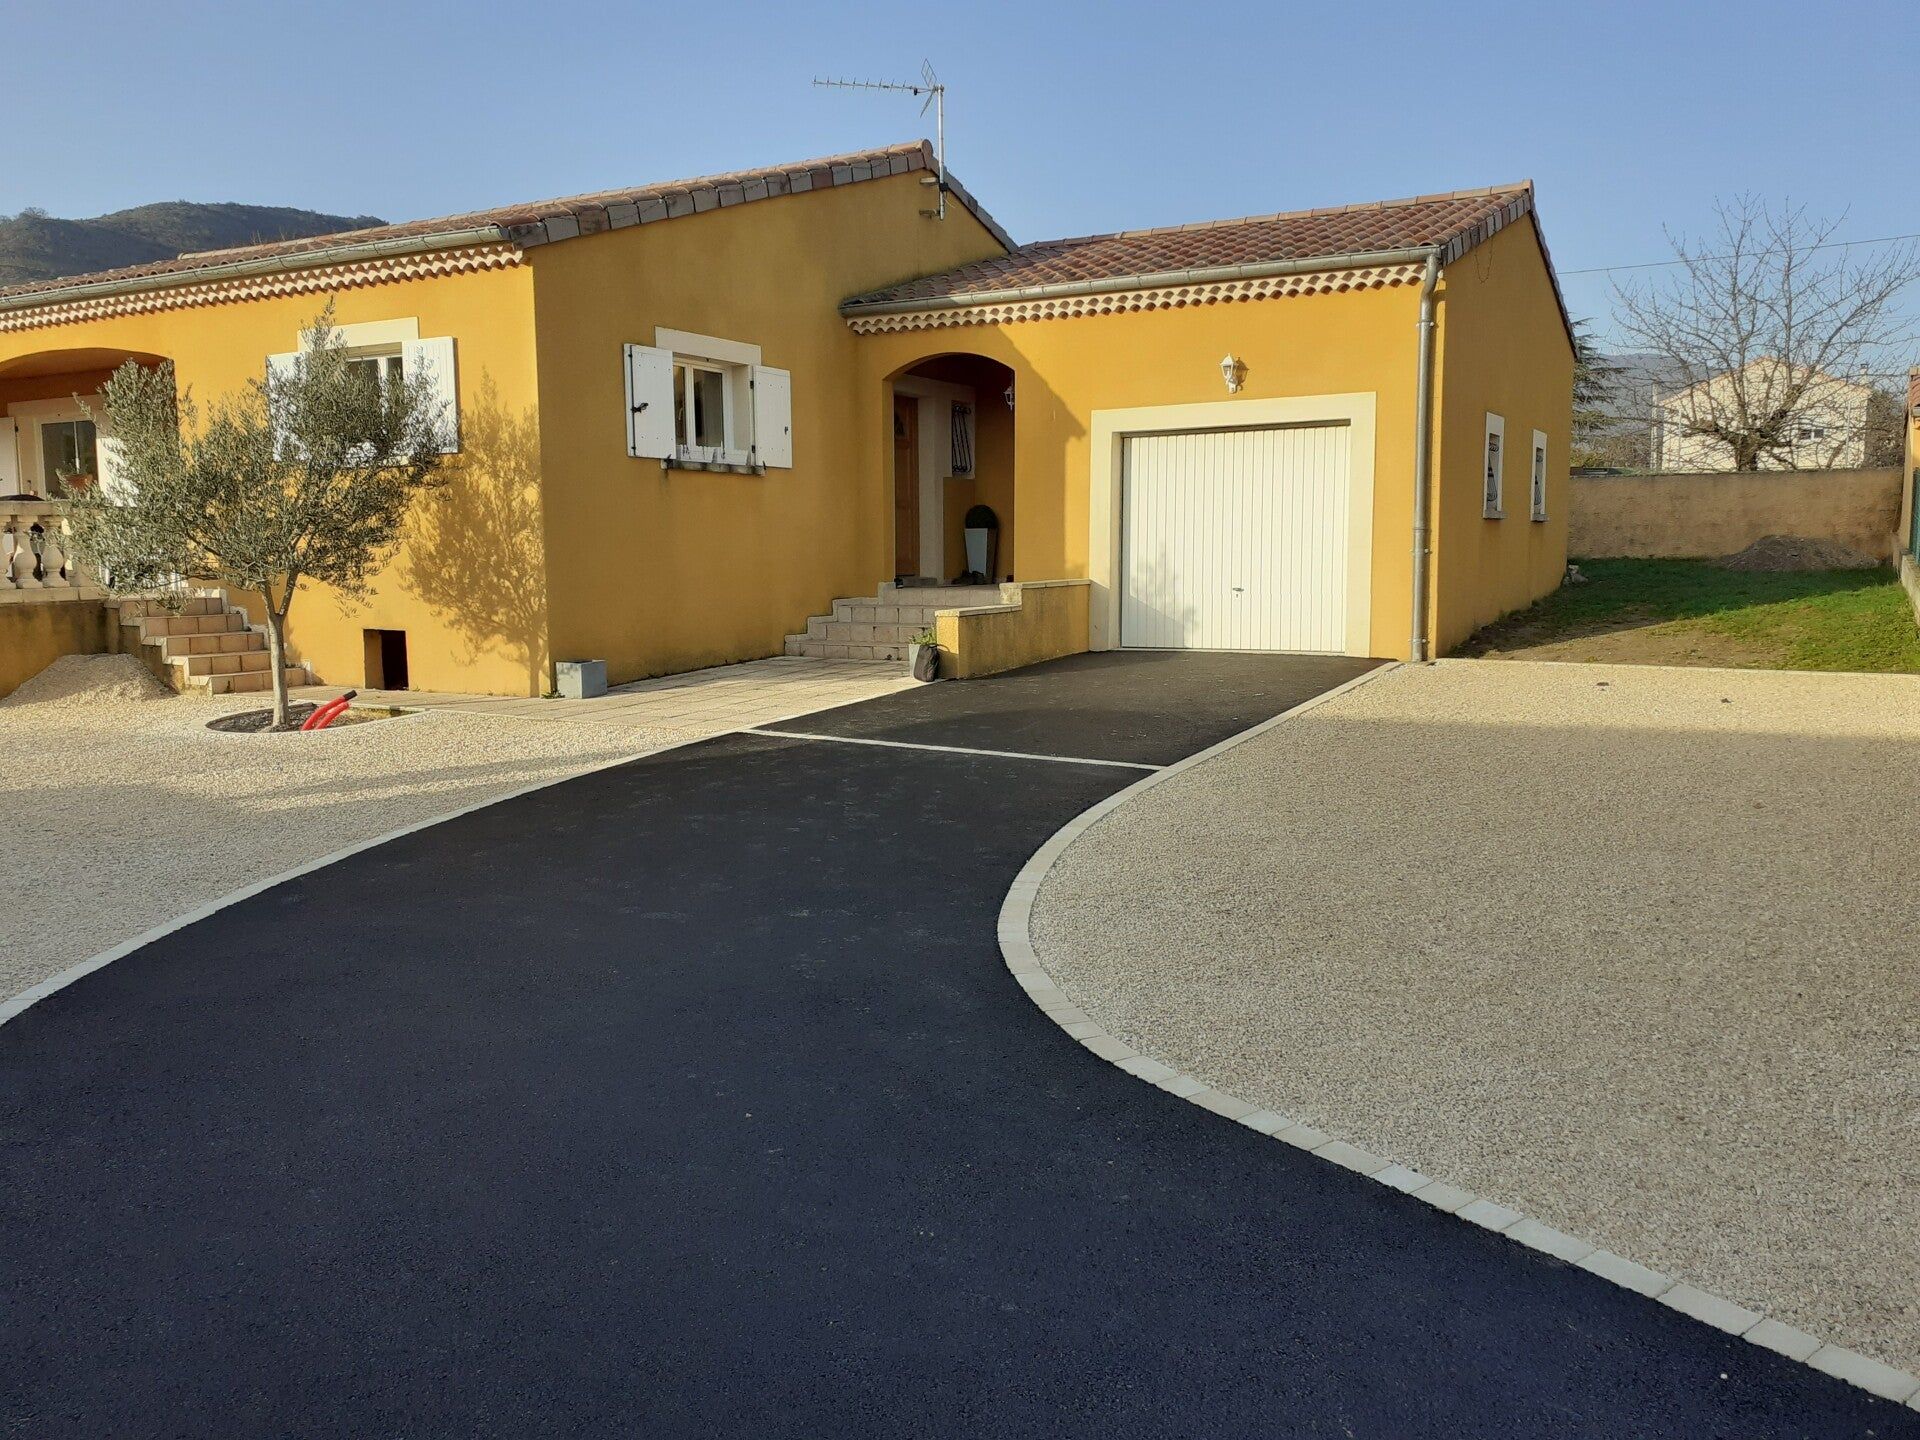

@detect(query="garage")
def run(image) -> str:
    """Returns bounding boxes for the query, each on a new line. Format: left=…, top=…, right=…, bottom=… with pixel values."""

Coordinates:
left=1119, top=423, right=1352, bottom=652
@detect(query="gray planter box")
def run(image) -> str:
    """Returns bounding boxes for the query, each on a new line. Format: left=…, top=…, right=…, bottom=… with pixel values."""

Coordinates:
left=554, top=659, right=607, bottom=700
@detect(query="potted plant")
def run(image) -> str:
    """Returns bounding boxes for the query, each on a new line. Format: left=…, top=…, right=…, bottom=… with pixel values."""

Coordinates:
left=907, top=627, right=940, bottom=682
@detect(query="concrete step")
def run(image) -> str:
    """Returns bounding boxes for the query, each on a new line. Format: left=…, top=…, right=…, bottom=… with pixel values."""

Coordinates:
left=793, top=583, right=1008, bottom=663
left=880, top=582, right=1015, bottom=607
left=824, top=601, right=945, bottom=630
left=785, top=639, right=911, bottom=662
left=801, top=619, right=927, bottom=646
left=180, top=649, right=276, bottom=677
left=136, top=609, right=247, bottom=639
left=201, top=667, right=309, bottom=696
left=160, top=630, right=267, bottom=659
left=116, top=595, right=222, bottom=619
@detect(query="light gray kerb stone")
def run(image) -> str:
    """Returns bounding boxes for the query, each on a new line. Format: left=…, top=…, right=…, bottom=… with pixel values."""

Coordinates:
left=1805, top=1345, right=1920, bottom=1404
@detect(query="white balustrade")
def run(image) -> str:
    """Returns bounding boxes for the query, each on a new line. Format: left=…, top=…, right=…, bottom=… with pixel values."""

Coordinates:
left=0, top=500, right=98, bottom=602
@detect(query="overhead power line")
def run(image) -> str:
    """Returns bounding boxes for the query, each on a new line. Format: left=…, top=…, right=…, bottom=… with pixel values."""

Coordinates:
left=1560, top=230, right=1920, bottom=276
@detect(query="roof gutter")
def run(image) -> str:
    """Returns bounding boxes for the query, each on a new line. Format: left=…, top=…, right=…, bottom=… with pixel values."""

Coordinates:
left=840, top=244, right=1442, bottom=317
left=1410, top=248, right=1443, bottom=662
left=0, top=225, right=512, bottom=317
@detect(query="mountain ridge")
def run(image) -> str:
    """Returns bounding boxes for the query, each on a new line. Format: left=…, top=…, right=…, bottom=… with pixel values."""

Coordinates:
left=0, top=202, right=387, bottom=288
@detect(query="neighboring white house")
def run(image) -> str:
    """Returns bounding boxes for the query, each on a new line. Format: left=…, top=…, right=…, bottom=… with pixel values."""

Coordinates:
left=1656, top=358, right=1875, bottom=471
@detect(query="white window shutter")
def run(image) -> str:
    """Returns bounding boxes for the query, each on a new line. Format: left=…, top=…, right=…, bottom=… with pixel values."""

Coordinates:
left=0, top=418, right=19, bottom=494
left=266, top=351, right=300, bottom=459
left=402, top=336, right=459, bottom=453
left=625, top=344, right=675, bottom=459
left=94, top=426, right=132, bottom=501
left=750, top=365, right=792, bottom=468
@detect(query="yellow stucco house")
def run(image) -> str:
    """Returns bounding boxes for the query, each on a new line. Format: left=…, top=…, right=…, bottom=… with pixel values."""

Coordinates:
left=0, top=140, right=1574, bottom=696
left=1899, top=367, right=1920, bottom=626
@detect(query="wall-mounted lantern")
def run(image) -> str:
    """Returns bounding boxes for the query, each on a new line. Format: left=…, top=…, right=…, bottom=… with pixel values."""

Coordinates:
left=1220, top=353, right=1247, bottom=394
left=1003, top=382, right=1016, bottom=411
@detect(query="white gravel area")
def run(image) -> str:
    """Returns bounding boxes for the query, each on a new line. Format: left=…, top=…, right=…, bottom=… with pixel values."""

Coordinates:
left=0, top=656, right=692, bottom=1003
left=1030, top=659, right=1920, bottom=1374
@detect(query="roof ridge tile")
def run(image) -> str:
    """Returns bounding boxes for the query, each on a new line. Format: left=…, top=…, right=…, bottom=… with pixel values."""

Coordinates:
left=0, top=139, right=1010, bottom=311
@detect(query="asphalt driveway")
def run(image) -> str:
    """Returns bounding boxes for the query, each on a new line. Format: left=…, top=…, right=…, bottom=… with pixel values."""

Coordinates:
left=2, top=652, right=1906, bottom=1437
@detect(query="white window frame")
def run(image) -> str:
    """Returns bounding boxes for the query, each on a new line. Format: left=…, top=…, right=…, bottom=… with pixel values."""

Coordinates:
left=1483, top=412, right=1506, bottom=519
left=1530, top=428, right=1548, bottom=522
left=7, top=395, right=105, bottom=499
left=649, top=329, right=760, bottom=469
left=673, top=357, right=740, bottom=463
left=270, top=318, right=460, bottom=455
left=344, top=351, right=406, bottom=389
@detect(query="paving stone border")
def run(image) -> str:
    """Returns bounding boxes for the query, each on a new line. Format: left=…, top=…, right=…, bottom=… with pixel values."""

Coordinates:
left=997, top=660, right=1920, bottom=1412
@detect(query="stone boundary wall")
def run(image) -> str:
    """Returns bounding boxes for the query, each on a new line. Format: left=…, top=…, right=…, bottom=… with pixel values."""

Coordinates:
left=1569, top=469, right=1902, bottom=560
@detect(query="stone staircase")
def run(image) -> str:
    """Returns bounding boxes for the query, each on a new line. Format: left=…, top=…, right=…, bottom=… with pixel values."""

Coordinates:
left=115, top=594, right=312, bottom=696
left=784, top=582, right=1018, bottom=662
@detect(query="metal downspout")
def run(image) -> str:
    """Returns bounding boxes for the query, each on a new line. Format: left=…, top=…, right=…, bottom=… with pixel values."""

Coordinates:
left=1410, top=250, right=1442, bottom=662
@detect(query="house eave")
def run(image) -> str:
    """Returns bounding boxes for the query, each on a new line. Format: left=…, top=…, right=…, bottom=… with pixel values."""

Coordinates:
left=840, top=245, right=1447, bottom=319
left=0, top=227, right=513, bottom=319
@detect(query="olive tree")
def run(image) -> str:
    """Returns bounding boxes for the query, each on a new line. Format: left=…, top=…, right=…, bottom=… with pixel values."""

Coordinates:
left=67, top=308, right=448, bottom=728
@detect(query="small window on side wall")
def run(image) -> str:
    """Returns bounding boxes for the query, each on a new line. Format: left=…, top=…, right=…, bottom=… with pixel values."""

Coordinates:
left=673, top=361, right=730, bottom=455
left=1530, top=429, right=1548, bottom=521
left=1483, top=413, right=1505, bottom=519
left=623, top=341, right=791, bottom=470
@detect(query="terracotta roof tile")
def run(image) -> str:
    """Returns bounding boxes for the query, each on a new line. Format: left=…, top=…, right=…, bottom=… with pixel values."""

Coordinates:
left=0, top=140, right=1012, bottom=311
left=845, top=184, right=1541, bottom=309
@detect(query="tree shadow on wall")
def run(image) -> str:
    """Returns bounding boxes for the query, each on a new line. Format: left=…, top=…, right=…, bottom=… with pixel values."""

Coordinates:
left=404, top=378, right=550, bottom=694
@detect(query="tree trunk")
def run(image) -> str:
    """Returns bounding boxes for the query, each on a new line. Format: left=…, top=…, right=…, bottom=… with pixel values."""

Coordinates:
left=265, top=609, right=290, bottom=730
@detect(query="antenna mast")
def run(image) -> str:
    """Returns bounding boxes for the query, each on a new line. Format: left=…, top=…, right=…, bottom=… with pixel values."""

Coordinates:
left=812, top=62, right=947, bottom=220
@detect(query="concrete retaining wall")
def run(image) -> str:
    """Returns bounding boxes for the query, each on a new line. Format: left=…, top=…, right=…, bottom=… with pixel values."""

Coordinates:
left=0, top=600, right=112, bottom=698
left=1569, top=468, right=1902, bottom=560
left=934, top=579, right=1089, bottom=680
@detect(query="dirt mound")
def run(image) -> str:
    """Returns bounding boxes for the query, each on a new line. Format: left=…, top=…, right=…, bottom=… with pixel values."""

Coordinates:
left=1, top=653, right=171, bottom=709
left=1716, top=535, right=1880, bottom=572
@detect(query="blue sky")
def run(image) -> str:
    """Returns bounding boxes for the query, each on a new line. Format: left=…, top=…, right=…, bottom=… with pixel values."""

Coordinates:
left=9, top=0, right=1917, bottom=348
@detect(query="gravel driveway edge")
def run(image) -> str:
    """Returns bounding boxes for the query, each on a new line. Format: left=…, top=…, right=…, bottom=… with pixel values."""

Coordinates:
left=997, top=660, right=1920, bottom=1413
left=0, top=729, right=716, bottom=1031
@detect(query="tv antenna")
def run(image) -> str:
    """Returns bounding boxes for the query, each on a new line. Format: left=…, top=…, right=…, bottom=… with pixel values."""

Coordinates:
left=813, top=62, right=947, bottom=220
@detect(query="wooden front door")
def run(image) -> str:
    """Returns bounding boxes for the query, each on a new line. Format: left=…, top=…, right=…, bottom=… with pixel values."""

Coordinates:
left=894, top=395, right=919, bottom=578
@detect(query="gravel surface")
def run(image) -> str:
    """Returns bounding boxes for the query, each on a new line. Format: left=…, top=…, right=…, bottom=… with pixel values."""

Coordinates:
left=1031, top=659, right=1920, bottom=1374
left=1, top=659, right=692, bottom=1002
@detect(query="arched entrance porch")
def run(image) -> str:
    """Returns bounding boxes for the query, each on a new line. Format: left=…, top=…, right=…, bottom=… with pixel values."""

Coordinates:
left=0, top=347, right=168, bottom=500
left=885, top=352, right=1016, bottom=586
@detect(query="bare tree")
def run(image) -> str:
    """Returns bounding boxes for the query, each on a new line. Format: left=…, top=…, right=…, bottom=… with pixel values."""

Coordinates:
left=1613, top=197, right=1919, bottom=471
left=67, top=307, right=448, bottom=729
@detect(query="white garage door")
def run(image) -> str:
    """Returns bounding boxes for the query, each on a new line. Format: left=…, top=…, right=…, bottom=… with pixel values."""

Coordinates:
left=1120, top=424, right=1351, bottom=652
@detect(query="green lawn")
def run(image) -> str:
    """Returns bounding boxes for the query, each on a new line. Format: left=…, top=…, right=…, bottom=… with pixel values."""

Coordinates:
left=1460, top=559, right=1920, bottom=673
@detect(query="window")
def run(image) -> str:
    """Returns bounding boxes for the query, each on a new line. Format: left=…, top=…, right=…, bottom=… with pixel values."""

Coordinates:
left=267, top=330, right=461, bottom=457
left=1795, top=423, right=1828, bottom=442
left=344, top=352, right=405, bottom=396
left=624, top=334, right=791, bottom=469
left=673, top=361, right=730, bottom=456
left=1483, top=413, right=1505, bottom=518
left=336, top=351, right=409, bottom=455
left=41, top=419, right=98, bottom=497
left=951, top=402, right=975, bottom=477
left=1530, top=429, right=1548, bottom=522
